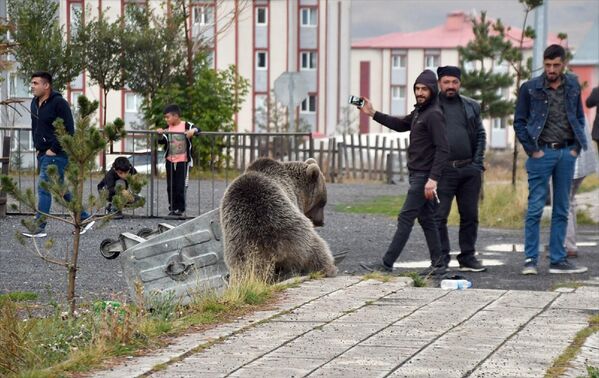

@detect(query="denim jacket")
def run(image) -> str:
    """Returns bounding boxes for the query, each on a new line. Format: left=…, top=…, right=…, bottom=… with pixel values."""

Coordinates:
left=513, top=73, right=587, bottom=155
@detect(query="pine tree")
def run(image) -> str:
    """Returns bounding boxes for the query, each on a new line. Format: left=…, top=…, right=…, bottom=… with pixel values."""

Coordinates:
left=458, top=12, right=515, bottom=120
left=0, top=96, right=144, bottom=315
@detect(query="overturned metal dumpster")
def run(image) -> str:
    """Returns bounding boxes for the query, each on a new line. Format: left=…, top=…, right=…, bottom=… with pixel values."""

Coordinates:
left=100, top=208, right=348, bottom=307
left=100, top=209, right=228, bottom=306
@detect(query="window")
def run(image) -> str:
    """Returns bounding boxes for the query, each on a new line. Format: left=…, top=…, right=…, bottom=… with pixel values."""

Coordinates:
left=301, top=95, right=316, bottom=113
left=70, top=90, right=84, bottom=106
left=124, top=1, right=147, bottom=27
left=256, top=7, right=267, bottom=25
left=193, top=5, right=214, bottom=25
left=492, top=118, right=506, bottom=130
left=391, top=86, right=406, bottom=100
left=69, top=3, right=83, bottom=34
left=256, top=51, right=267, bottom=69
left=8, top=73, right=30, bottom=98
left=70, top=72, right=84, bottom=89
left=391, top=55, right=406, bottom=69
left=424, top=54, right=440, bottom=69
left=300, top=7, right=317, bottom=26
left=125, top=93, right=142, bottom=112
left=300, top=51, right=317, bottom=70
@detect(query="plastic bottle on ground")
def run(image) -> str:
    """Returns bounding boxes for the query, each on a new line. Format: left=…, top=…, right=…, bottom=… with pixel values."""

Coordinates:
left=440, top=279, right=472, bottom=290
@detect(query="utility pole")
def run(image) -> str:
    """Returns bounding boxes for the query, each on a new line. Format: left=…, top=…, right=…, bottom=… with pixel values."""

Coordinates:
left=532, top=0, right=548, bottom=75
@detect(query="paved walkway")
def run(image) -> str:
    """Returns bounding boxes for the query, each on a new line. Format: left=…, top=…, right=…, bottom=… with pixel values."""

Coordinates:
left=92, top=276, right=599, bottom=378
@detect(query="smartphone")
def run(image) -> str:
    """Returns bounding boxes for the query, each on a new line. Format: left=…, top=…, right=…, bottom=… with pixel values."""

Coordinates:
left=348, top=95, right=364, bottom=108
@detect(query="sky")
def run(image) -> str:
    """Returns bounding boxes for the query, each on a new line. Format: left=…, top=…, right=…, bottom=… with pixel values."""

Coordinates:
left=351, top=0, right=599, bottom=50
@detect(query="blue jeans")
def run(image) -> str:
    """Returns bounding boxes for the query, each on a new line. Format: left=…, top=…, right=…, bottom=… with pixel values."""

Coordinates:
left=36, top=154, right=89, bottom=228
left=524, top=146, right=576, bottom=264
left=382, top=172, right=443, bottom=268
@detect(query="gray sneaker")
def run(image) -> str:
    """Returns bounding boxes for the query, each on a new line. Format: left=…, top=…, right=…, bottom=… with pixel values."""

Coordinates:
left=549, top=260, right=588, bottom=274
left=521, top=258, right=538, bottom=275
left=419, top=265, right=448, bottom=277
left=360, top=260, right=393, bottom=273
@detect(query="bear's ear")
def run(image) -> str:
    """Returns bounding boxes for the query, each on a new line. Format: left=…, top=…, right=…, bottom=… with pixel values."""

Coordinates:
left=305, top=158, right=318, bottom=165
left=306, top=163, right=321, bottom=181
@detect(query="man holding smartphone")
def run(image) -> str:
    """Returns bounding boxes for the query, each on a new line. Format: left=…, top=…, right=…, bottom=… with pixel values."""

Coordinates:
left=357, top=69, right=449, bottom=276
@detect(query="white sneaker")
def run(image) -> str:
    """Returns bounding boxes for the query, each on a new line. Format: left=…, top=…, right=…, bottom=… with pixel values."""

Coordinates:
left=80, top=220, right=95, bottom=235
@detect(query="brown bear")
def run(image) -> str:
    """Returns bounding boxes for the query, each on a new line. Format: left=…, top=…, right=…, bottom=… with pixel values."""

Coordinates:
left=220, top=157, right=337, bottom=279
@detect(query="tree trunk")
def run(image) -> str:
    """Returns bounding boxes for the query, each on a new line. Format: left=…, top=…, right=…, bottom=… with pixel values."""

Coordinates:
left=102, top=88, right=108, bottom=173
left=67, top=174, right=85, bottom=316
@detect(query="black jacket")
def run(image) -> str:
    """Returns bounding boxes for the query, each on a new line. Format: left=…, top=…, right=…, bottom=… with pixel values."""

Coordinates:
left=440, top=95, right=486, bottom=170
left=31, top=90, right=74, bottom=156
left=586, top=86, right=599, bottom=142
left=157, top=121, right=201, bottom=165
left=97, top=166, right=138, bottom=200
left=373, top=70, right=449, bottom=181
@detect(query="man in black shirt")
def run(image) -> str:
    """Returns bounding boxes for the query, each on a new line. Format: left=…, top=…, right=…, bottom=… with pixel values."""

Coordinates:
left=358, top=70, right=449, bottom=275
left=435, top=66, right=487, bottom=272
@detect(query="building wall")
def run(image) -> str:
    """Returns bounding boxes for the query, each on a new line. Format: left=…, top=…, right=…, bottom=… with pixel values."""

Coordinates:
left=1, top=0, right=352, bottom=147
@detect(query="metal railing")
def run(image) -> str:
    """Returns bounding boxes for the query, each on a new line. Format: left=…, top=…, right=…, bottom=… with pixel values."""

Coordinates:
left=0, top=127, right=410, bottom=218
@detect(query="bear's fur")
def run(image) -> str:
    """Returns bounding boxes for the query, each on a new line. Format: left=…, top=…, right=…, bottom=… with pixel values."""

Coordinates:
left=220, top=157, right=337, bottom=279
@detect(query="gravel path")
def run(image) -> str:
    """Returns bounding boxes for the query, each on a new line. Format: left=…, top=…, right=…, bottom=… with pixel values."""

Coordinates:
left=0, top=181, right=597, bottom=305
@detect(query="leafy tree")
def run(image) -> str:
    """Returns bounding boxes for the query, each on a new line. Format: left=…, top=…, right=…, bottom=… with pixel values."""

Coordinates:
left=122, top=5, right=187, bottom=116
left=144, top=55, right=249, bottom=170
left=81, top=14, right=126, bottom=128
left=7, top=0, right=85, bottom=92
left=0, top=96, right=145, bottom=316
left=458, top=12, right=515, bottom=120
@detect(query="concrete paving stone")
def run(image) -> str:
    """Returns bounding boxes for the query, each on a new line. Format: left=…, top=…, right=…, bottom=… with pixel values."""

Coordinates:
left=484, top=289, right=558, bottom=309
left=383, top=287, right=450, bottom=303
left=388, top=363, right=476, bottom=378
left=314, top=321, right=387, bottom=340
left=307, top=365, right=389, bottom=378
left=361, top=328, right=437, bottom=348
left=471, top=357, right=557, bottom=378
left=335, top=303, right=419, bottom=325
left=266, top=338, right=348, bottom=360
left=328, top=345, right=415, bottom=368
left=550, top=290, right=599, bottom=310
left=229, top=366, right=312, bottom=377
left=241, top=356, right=328, bottom=371
left=242, top=320, right=323, bottom=340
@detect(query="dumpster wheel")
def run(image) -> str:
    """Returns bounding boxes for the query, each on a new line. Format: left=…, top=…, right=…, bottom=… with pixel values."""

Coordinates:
left=100, top=239, right=120, bottom=260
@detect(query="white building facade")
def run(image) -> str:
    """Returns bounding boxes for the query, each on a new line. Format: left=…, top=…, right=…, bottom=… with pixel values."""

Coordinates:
left=1, top=0, right=352, bottom=145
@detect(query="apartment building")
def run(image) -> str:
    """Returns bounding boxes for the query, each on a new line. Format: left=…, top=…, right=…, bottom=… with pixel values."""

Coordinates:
left=350, top=11, right=563, bottom=149
left=0, top=0, right=352, bottom=151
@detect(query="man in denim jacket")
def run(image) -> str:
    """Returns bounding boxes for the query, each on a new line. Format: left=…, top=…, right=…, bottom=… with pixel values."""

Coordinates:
left=513, top=44, right=588, bottom=275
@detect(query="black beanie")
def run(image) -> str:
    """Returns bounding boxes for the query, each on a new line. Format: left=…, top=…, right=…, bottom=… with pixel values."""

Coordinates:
left=414, top=69, right=438, bottom=97
left=437, top=66, right=461, bottom=80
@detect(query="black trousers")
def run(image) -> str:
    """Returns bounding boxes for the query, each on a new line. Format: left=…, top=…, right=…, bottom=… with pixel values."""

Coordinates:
left=166, top=161, right=188, bottom=212
left=435, top=164, right=482, bottom=267
left=382, top=172, right=443, bottom=268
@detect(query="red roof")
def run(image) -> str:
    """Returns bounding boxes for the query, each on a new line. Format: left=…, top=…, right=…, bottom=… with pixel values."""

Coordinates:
left=352, top=11, right=561, bottom=50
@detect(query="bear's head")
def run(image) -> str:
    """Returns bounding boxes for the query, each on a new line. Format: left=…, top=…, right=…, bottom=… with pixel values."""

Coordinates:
left=299, top=158, right=327, bottom=227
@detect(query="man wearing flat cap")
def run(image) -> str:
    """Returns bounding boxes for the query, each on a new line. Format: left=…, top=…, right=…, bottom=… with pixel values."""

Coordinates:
left=435, top=65, right=487, bottom=272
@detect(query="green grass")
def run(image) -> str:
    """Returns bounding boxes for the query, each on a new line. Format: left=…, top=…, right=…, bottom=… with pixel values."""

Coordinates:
left=335, top=180, right=597, bottom=229
left=545, top=314, right=599, bottom=378
left=0, top=291, right=38, bottom=303
left=335, top=195, right=405, bottom=217
left=579, top=173, right=599, bottom=193
left=398, top=272, right=428, bottom=287
left=0, top=267, right=287, bottom=377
